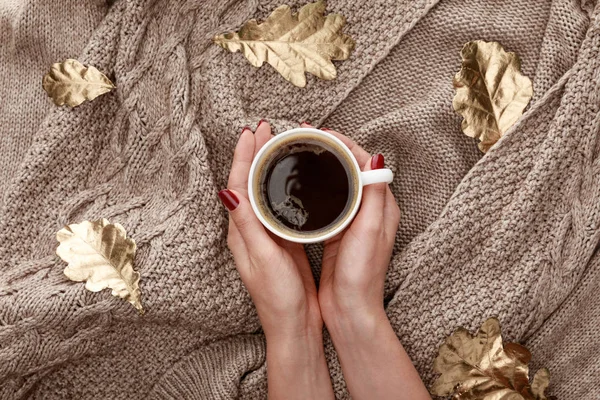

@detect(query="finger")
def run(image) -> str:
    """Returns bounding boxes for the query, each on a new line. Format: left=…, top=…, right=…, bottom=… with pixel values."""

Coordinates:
left=321, top=230, right=343, bottom=282
left=354, top=154, right=387, bottom=229
left=321, top=128, right=371, bottom=167
left=300, top=121, right=313, bottom=128
left=279, top=239, right=316, bottom=292
left=218, top=188, right=277, bottom=259
left=226, top=214, right=248, bottom=262
left=254, top=119, right=273, bottom=158
left=227, top=126, right=255, bottom=197
left=383, top=186, right=401, bottom=236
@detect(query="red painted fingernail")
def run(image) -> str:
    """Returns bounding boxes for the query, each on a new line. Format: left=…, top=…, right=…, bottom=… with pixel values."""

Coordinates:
left=218, top=189, right=239, bottom=211
left=257, top=119, right=268, bottom=128
left=371, top=154, right=384, bottom=170
left=321, top=127, right=331, bottom=131
left=301, top=121, right=311, bottom=125
left=241, top=125, right=251, bottom=134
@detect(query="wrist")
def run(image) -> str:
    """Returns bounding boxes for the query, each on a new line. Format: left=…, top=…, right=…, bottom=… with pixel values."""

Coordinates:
left=265, top=325, right=334, bottom=400
left=266, top=326, right=325, bottom=365
left=318, top=282, right=387, bottom=336
left=260, top=299, right=324, bottom=343
left=263, top=305, right=327, bottom=380
left=323, top=302, right=391, bottom=347
left=264, top=316, right=323, bottom=345
left=322, top=305, right=430, bottom=400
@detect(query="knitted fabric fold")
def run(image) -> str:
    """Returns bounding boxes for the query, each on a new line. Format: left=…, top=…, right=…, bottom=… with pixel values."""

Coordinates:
left=0, top=0, right=598, bottom=398
left=148, top=335, right=265, bottom=399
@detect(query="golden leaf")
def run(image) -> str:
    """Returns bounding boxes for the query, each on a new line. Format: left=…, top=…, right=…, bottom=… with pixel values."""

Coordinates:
left=213, top=0, right=355, bottom=87
left=453, top=41, right=533, bottom=152
left=530, top=368, right=551, bottom=400
left=42, top=59, right=115, bottom=107
left=56, top=219, right=143, bottom=314
left=431, top=318, right=552, bottom=400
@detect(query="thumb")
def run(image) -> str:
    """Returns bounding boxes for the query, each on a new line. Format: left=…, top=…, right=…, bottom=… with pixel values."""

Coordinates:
left=218, top=189, right=275, bottom=254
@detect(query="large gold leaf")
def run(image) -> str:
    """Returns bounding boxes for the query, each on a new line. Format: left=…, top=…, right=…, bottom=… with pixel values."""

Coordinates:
left=213, top=1, right=355, bottom=87
left=43, top=59, right=115, bottom=107
left=431, top=318, right=553, bottom=400
left=56, top=219, right=143, bottom=314
left=453, top=41, right=533, bottom=152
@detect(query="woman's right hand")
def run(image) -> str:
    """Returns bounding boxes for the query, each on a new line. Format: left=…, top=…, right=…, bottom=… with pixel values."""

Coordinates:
left=300, top=123, right=430, bottom=400
left=293, top=123, right=400, bottom=329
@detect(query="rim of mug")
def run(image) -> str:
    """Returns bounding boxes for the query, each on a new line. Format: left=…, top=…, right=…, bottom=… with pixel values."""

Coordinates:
left=247, top=127, right=364, bottom=244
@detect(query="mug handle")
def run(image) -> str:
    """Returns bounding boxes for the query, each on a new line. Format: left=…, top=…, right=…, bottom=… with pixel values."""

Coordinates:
left=360, top=168, right=394, bottom=186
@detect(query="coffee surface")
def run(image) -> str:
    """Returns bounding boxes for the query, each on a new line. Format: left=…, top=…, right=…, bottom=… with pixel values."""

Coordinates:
left=263, top=143, right=351, bottom=232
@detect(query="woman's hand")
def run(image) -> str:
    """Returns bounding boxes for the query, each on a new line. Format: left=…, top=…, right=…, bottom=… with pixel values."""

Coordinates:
left=301, top=123, right=430, bottom=400
left=304, top=123, right=400, bottom=333
left=220, top=121, right=334, bottom=400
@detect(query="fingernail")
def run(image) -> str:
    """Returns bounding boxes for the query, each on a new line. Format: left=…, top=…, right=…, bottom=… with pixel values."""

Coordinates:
left=371, top=154, right=384, bottom=170
left=301, top=120, right=311, bottom=125
left=321, top=127, right=331, bottom=131
left=257, top=119, right=268, bottom=128
left=218, top=189, right=239, bottom=211
left=241, top=125, right=251, bottom=134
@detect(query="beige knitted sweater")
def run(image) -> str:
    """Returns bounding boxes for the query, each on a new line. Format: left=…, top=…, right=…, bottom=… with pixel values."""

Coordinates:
left=1, top=0, right=599, bottom=398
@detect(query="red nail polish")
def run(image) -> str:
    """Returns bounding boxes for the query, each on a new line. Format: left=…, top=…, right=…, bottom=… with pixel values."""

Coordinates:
left=371, top=154, right=384, bottom=170
left=321, top=127, right=330, bottom=131
left=241, top=125, right=251, bottom=135
left=218, top=189, right=239, bottom=211
left=301, top=121, right=311, bottom=125
left=257, top=119, right=268, bottom=128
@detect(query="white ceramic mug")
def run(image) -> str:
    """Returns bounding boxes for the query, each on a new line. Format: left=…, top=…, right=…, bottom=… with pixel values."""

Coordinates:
left=248, top=128, right=393, bottom=243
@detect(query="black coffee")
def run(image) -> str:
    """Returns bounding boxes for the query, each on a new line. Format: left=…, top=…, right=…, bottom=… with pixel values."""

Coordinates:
left=261, top=142, right=352, bottom=232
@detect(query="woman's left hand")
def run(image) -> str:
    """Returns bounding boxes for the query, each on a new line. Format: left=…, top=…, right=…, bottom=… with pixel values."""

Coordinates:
left=219, top=121, right=334, bottom=400
left=220, top=120, right=321, bottom=340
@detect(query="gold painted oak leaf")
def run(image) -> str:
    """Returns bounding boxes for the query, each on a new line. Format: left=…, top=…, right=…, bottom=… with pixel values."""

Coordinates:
left=431, top=318, right=552, bottom=400
left=453, top=41, right=533, bottom=153
left=213, top=0, right=355, bottom=87
left=56, top=219, right=143, bottom=314
left=43, top=59, right=115, bottom=107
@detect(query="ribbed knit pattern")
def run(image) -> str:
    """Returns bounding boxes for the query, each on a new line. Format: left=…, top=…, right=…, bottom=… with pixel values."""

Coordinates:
left=0, top=1, right=107, bottom=197
left=148, top=335, right=265, bottom=400
left=0, top=0, right=598, bottom=398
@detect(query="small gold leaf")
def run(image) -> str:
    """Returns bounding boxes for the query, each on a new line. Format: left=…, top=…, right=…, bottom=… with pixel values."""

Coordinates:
left=431, top=318, right=552, bottom=400
left=453, top=41, right=533, bottom=152
left=43, top=59, right=115, bottom=107
left=213, top=1, right=355, bottom=87
left=56, top=219, right=143, bottom=314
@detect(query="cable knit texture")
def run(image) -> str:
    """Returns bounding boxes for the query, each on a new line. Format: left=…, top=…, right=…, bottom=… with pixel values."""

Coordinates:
left=0, top=0, right=599, bottom=398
